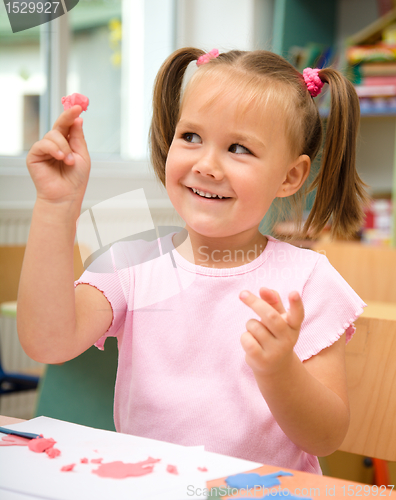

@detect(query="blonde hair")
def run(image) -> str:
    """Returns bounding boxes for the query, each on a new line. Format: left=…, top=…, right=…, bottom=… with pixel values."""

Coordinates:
left=150, top=47, right=370, bottom=239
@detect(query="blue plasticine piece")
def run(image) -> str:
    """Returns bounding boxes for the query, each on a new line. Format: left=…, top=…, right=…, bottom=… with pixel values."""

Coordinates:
left=225, top=470, right=293, bottom=489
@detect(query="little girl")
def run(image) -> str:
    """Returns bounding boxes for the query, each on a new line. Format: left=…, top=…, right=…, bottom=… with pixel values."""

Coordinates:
left=18, top=47, right=369, bottom=475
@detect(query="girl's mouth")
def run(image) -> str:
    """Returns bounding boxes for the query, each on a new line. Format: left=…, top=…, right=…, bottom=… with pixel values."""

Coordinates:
left=188, top=187, right=231, bottom=200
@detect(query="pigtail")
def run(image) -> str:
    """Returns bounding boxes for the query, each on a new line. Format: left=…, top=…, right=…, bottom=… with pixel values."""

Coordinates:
left=303, top=69, right=370, bottom=239
left=150, top=47, right=205, bottom=186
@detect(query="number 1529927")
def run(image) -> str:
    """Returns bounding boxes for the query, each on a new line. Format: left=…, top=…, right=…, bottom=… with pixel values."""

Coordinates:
left=341, top=485, right=395, bottom=496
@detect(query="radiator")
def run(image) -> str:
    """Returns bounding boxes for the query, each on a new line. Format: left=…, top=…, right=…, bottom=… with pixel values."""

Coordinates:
left=0, top=204, right=184, bottom=419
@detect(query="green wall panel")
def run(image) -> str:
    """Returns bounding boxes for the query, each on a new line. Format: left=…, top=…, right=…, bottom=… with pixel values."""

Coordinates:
left=273, top=0, right=337, bottom=57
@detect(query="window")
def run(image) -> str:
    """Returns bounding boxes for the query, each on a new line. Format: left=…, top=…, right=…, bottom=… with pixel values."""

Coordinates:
left=0, top=0, right=175, bottom=165
left=0, top=9, right=43, bottom=155
left=67, top=0, right=123, bottom=158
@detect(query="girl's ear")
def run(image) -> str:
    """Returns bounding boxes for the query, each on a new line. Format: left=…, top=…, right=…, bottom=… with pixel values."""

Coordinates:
left=276, top=154, right=311, bottom=198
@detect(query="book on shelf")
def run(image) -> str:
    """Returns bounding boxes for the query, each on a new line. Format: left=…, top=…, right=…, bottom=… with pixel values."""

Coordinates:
left=346, top=44, right=396, bottom=64
left=345, top=42, right=396, bottom=111
left=354, top=84, right=396, bottom=96
left=359, top=96, right=396, bottom=113
left=359, top=61, right=396, bottom=76
left=362, top=197, right=393, bottom=246
left=362, top=74, right=396, bottom=84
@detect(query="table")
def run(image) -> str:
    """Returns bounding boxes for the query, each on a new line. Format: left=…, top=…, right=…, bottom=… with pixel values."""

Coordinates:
left=207, top=464, right=396, bottom=499
left=1, top=416, right=395, bottom=500
left=0, top=415, right=24, bottom=426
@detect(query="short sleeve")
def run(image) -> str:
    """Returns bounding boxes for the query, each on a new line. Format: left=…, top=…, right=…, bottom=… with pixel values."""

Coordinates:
left=294, top=254, right=367, bottom=361
left=74, top=244, right=129, bottom=350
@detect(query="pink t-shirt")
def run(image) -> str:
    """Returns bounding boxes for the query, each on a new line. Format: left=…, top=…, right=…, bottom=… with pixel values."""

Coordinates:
left=75, top=234, right=366, bottom=474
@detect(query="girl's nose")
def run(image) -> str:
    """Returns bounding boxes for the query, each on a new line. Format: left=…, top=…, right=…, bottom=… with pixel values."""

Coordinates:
left=192, top=149, right=224, bottom=179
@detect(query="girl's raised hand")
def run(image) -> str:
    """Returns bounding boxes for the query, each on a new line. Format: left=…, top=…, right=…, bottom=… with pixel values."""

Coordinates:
left=239, top=287, right=305, bottom=377
left=26, top=105, right=91, bottom=206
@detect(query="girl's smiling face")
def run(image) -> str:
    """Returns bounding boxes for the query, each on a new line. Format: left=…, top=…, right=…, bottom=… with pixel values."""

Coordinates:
left=165, top=72, right=309, bottom=248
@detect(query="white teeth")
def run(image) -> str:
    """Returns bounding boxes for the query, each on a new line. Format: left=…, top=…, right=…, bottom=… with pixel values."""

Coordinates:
left=191, top=188, right=224, bottom=199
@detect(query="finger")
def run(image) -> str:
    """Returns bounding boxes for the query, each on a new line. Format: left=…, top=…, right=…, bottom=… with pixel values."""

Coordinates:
left=239, top=290, right=283, bottom=332
left=286, top=291, right=305, bottom=330
left=68, top=117, right=88, bottom=160
left=246, top=318, right=273, bottom=344
left=28, top=138, right=73, bottom=164
left=259, top=287, right=286, bottom=315
left=240, top=331, right=268, bottom=372
left=52, top=105, right=83, bottom=138
left=43, top=131, right=76, bottom=163
left=240, top=331, right=263, bottom=357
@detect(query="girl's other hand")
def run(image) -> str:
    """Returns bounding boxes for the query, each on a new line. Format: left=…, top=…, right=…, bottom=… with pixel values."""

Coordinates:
left=26, top=105, right=91, bottom=206
left=239, top=287, right=305, bottom=377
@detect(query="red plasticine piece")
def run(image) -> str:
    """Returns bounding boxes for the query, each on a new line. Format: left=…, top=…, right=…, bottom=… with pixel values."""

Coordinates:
left=80, top=458, right=89, bottom=464
left=28, top=437, right=56, bottom=453
left=0, top=434, right=31, bottom=446
left=46, top=447, right=61, bottom=459
left=92, top=457, right=161, bottom=479
left=198, top=467, right=208, bottom=472
left=166, top=464, right=178, bottom=475
left=61, top=93, right=89, bottom=112
left=91, top=458, right=103, bottom=464
left=61, top=463, right=76, bottom=472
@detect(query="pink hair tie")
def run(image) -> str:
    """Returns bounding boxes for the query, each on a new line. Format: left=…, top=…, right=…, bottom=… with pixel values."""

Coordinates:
left=196, top=49, right=219, bottom=66
left=303, top=68, right=324, bottom=97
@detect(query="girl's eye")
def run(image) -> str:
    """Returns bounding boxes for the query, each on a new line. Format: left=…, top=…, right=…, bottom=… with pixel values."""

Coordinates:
left=183, top=133, right=201, bottom=144
left=229, top=144, right=251, bottom=154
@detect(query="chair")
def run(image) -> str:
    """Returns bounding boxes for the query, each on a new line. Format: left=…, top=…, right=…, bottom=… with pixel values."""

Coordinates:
left=311, top=241, right=396, bottom=483
left=0, top=359, right=39, bottom=396
left=34, top=336, right=118, bottom=431
left=340, top=311, right=396, bottom=462
left=311, top=240, right=396, bottom=302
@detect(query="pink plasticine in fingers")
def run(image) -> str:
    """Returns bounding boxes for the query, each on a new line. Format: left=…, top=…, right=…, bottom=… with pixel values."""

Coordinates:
left=61, top=93, right=89, bottom=112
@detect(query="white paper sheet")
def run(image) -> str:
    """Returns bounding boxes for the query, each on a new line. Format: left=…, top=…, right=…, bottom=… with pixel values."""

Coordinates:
left=0, top=417, right=261, bottom=500
left=0, top=417, right=205, bottom=500
left=0, top=489, right=40, bottom=500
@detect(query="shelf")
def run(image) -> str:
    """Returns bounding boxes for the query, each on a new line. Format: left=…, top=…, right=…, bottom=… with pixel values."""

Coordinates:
left=360, top=111, right=396, bottom=117
left=272, top=0, right=396, bottom=247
